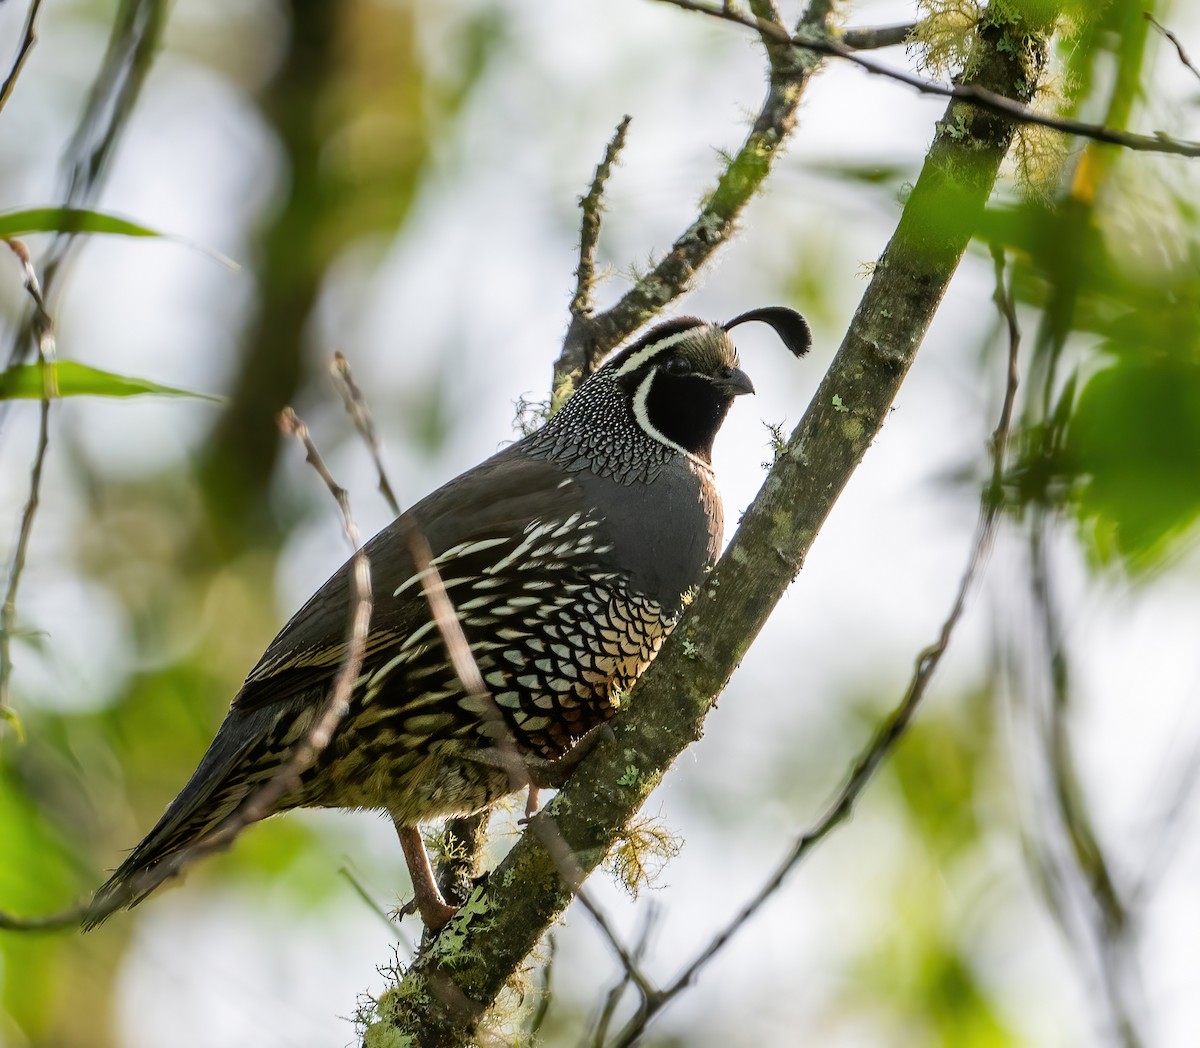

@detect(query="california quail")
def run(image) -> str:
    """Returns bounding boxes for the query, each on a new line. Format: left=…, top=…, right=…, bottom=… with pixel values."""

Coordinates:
left=87, top=307, right=810, bottom=930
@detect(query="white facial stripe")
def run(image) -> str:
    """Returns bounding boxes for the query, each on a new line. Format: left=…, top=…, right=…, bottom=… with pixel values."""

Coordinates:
left=631, top=371, right=710, bottom=471
left=613, top=328, right=701, bottom=378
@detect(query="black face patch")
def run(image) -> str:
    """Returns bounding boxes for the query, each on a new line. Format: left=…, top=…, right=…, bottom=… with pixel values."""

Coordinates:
left=603, top=319, right=749, bottom=462
left=641, top=370, right=735, bottom=462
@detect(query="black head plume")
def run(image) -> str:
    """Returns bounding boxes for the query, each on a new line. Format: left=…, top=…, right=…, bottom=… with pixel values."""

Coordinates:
left=723, top=306, right=812, bottom=359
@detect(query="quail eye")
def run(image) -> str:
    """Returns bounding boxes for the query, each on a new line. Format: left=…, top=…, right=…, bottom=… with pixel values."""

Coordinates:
left=663, top=356, right=692, bottom=375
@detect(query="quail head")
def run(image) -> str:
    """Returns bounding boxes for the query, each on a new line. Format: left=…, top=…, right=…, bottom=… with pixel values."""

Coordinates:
left=87, top=307, right=810, bottom=930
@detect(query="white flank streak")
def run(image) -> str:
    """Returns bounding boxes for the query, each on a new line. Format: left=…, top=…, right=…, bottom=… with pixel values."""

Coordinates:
left=400, top=616, right=441, bottom=650
left=439, top=536, right=510, bottom=561
left=551, top=513, right=582, bottom=538
left=488, top=520, right=563, bottom=574
left=392, top=565, right=442, bottom=599
left=392, top=536, right=509, bottom=598
left=370, top=648, right=415, bottom=687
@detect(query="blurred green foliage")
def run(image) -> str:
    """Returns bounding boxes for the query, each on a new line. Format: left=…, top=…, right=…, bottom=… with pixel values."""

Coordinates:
left=1070, top=335, right=1200, bottom=562
left=1, top=0, right=1199, bottom=1045
left=0, top=1, right=486, bottom=1041
left=987, top=161, right=1200, bottom=563
left=815, top=691, right=1016, bottom=1047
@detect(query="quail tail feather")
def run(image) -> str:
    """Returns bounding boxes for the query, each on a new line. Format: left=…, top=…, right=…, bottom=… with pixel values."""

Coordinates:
left=84, top=706, right=284, bottom=929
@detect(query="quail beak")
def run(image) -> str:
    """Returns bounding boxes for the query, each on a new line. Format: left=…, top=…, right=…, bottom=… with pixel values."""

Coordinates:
left=712, top=366, right=755, bottom=397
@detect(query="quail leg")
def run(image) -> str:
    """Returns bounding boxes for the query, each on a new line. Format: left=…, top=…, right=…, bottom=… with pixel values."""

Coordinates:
left=394, top=820, right=458, bottom=931
left=524, top=786, right=542, bottom=823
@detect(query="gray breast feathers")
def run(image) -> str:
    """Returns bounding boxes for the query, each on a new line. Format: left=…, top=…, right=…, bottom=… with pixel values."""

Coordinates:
left=572, top=455, right=721, bottom=614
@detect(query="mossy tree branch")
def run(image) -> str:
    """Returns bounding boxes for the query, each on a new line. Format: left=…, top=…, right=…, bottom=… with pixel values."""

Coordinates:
left=365, top=8, right=1053, bottom=1046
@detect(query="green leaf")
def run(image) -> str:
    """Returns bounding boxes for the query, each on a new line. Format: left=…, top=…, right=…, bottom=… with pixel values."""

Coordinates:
left=0, top=207, right=239, bottom=269
left=0, top=207, right=165, bottom=239
left=1069, top=351, right=1200, bottom=564
left=0, top=361, right=220, bottom=401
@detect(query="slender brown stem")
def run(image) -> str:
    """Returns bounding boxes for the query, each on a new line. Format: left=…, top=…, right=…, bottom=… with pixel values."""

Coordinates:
left=0, top=0, right=43, bottom=114
left=1, top=240, right=56, bottom=732
left=2, top=404, right=375, bottom=930
left=1145, top=12, right=1200, bottom=84
left=331, top=352, right=402, bottom=517
left=658, top=0, right=1200, bottom=158
left=1, top=326, right=77, bottom=923
left=85, top=410, right=374, bottom=923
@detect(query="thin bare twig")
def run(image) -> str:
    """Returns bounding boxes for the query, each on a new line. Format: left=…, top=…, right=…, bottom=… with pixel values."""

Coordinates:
left=74, top=410, right=375, bottom=926
left=1128, top=729, right=1200, bottom=910
left=339, top=863, right=411, bottom=942
left=1026, top=523, right=1144, bottom=1048
left=557, top=115, right=634, bottom=401
left=270, top=406, right=373, bottom=793
left=570, top=116, right=632, bottom=327
left=331, top=353, right=401, bottom=517
left=121, top=409, right=377, bottom=889
left=331, top=355, right=490, bottom=720
left=606, top=252, right=1024, bottom=1048
left=657, top=0, right=1200, bottom=158
left=1, top=239, right=56, bottom=731
left=528, top=931, right=557, bottom=1040
left=332, top=354, right=497, bottom=913
left=988, top=243, right=1022, bottom=490
left=576, top=888, right=660, bottom=1008
left=0, top=904, right=86, bottom=932
left=523, top=808, right=660, bottom=1009
left=586, top=905, right=661, bottom=1048
left=0, top=0, right=44, bottom=114
left=1146, top=12, right=1200, bottom=85
left=1, top=403, right=374, bottom=931
left=332, top=353, right=580, bottom=930
left=558, top=115, right=633, bottom=401
left=329, top=354, right=499, bottom=770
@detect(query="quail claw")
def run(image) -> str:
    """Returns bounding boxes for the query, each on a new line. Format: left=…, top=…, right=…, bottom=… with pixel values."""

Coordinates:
left=526, top=722, right=616, bottom=790
left=522, top=786, right=541, bottom=824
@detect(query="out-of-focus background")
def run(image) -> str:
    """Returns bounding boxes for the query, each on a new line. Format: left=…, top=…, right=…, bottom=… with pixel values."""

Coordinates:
left=2, top=1, right=1199, bottom=1045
